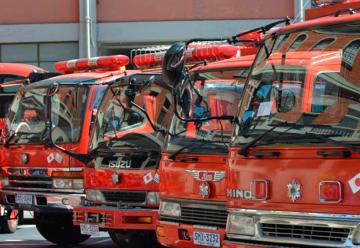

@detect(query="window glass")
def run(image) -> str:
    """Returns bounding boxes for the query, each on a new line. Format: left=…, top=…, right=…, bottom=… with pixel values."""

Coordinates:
left=288, top=34, right=307, bottom=51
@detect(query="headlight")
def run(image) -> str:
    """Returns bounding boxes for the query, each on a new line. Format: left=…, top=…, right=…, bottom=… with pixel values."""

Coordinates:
left=159, top=201, right=181, bottom=217
left=226, top=214, right=255, bottom=236
left=52, top=178, right=84, bottom=189
left=146, top=192, right=160, bottom=205
left=0, top=177, right=9, bottom=187
left=352, top=224, right=360, bottom=245
left=86, top=189, right=105, bottom=203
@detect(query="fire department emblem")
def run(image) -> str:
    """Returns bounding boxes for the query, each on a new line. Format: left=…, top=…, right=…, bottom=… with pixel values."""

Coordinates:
left=22, top=153, right=29, bottom=164
left=112, top=173, right=120, bottom=184
left=200, top=182, right=210, bottom=198
left=186, top=170, right=225, bottom=182
left=287, top=179, right=301, bottom=202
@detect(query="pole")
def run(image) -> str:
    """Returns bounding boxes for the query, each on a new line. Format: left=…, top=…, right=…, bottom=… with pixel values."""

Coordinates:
left=85, top=0, right=91, bottom=58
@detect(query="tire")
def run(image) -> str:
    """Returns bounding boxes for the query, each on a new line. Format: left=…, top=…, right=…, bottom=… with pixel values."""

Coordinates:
left=34, top=212, right=90, bottom=245
left=0, top=209, right=18, bottom=233
left=109, top=230, right=163, bottom=248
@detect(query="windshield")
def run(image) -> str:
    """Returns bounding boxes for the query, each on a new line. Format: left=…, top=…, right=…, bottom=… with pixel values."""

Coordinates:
left=7, top=84, right=90, bottom=144
left=234, top=21, right=360, bottom=146
left=166, top=67, right=250, bottom=154
left=90, top=75, right=173, bottom=169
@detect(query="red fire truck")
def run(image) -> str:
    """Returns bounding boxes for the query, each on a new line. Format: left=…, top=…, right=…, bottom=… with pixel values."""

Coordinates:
left=72, top=73, right=173, bottom=247
left=224, top=4, right=360, bottom=248
left=156, top=53, right=256, bottom=248
left=0, top=55, right=135, bottom=245
left=0, top=63, right=54, bottom=127
left=71, top=43, right=251, bottom=247
left=0, top=63, right=58, bottom=233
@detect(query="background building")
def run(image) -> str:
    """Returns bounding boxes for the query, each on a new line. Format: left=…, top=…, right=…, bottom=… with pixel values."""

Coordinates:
left=0, top=0, right=309, bottom=70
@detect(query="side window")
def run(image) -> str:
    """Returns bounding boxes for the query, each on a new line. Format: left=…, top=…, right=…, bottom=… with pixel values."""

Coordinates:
left=0, top=74, right=25, bottom=83
left=311, top=72, right=360, bottom=129
left=91, top=85, right=108, bottom=110
left=288, top=34, right=307, bottom=51
left=273, top=33, right=290, bottom=52
left=342, top=40, right=360, bottom=70
left=89, top=85, right=108, bottom=134
left=311, top=37, right=336, bottom=51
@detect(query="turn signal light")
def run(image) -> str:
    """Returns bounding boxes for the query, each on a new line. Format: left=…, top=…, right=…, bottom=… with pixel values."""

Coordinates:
left=122, top=216, right=152, bottom=224
left=156, top=226, right=166, bottom=237
left=251, top=179, right=269, bottom=200
left=52, top=171, right=83, bottom=178
left=319, top=181, right=342, bottom=203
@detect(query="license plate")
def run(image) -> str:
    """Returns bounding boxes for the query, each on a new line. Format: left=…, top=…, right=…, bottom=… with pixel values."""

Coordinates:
left=193, top=231, right=220, bottom=247
left=80, top=223, right=100, bottom=236
left=15, top=194, right=33, bottom=205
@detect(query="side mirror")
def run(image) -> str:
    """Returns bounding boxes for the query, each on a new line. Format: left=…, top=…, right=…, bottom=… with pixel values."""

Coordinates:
left=162, top=42, right=186, bottom=87
left=180, top=88, right=191, bottom=117
left=276, top=89, right=296, bottom=113
left=126, top=78, right=137, bottom=106
left=28, top=70, right=42, bottom=83
left=47, top=82, right=59, bottom=96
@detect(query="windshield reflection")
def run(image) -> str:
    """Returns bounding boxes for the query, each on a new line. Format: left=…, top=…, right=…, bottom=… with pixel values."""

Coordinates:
left=235, top=21, right=360, bottom=145
left=6, top=84, right=90, bottom=144
left=90, top=75, right=173, bottom=169
left=166, top=67, right=250, bottom=154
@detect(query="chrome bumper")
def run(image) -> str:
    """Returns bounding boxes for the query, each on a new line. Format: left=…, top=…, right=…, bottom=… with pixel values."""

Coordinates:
left=227, top=209, right=360, bottom=248
left=0, top=189, right=84, bottom=212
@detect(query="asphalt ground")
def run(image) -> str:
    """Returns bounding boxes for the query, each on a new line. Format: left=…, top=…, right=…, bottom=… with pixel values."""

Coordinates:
left=0, top=223, right=116, bottom=248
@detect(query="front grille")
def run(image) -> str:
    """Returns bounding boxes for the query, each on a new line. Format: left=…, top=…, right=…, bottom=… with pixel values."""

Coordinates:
left=7, top=176, right=52, bottom=190
left=73, top=211, right=114, bottom=225
left=260, top=223, right=351, bottom=243
left=161, top=202, right=228, bottom=228
left=181, top=206, right=228, bottom=227
left=102, top=191, right=146, bottom=204
left=6, top=195, right=15, bottom=204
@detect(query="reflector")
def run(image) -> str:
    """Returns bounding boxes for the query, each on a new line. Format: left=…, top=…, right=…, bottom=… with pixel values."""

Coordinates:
left=319, top=181, right=342, bottom=203
left=251, top=179, right=269, bottom=200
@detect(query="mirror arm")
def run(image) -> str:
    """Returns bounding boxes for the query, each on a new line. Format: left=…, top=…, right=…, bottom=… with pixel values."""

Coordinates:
left=44, top=86, right=92, bottom=165
left=48, top=141, right=92, bottom=164
left=172, top=89, right=235, bottom=123
left=130, top=101, right=165, bottom=134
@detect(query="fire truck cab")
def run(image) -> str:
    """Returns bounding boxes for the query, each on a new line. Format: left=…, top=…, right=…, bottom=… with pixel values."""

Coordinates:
left=157, top=54, right=256, bottom=248
left=153, top=32, right=263, bottom=248
left=72, top=52, right=174, bottom=247
left=0, top=63, right=54, bottom=127
left=0, top=63, right=58, bottom=234
left=0, top=55, right=133, bottom=245
left=225, top=9, right=360, bottom=248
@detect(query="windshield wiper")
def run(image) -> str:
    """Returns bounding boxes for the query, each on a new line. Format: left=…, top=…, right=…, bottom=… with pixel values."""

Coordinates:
left=238, top=125, right=279, bottom=156
left=239, top=122, right=360, bottom=156
left=4, top=131, right=40, bottom=148
left=90, top=137, right=137, bottom=156
left=4, top=132, right=17, bottom=148
left=169, top=141, right=227, bottom=160
left=304, top=131, right=360, bottom=154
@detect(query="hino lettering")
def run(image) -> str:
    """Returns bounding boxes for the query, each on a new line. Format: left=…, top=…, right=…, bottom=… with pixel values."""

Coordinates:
left=227, top=189, right=252, bottom=199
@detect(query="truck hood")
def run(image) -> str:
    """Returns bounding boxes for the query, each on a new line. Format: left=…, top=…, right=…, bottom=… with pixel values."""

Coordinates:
left=159, top=153, right=227, bottom=201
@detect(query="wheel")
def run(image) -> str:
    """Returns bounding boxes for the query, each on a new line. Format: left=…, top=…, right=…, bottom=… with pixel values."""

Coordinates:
left=17, top=210, right=24, bottom=225
left=0, top=209, right=18, bottom=233
left=109, top=230, right=163, bottom=248
left=34, top=212, right=90, bottom=245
